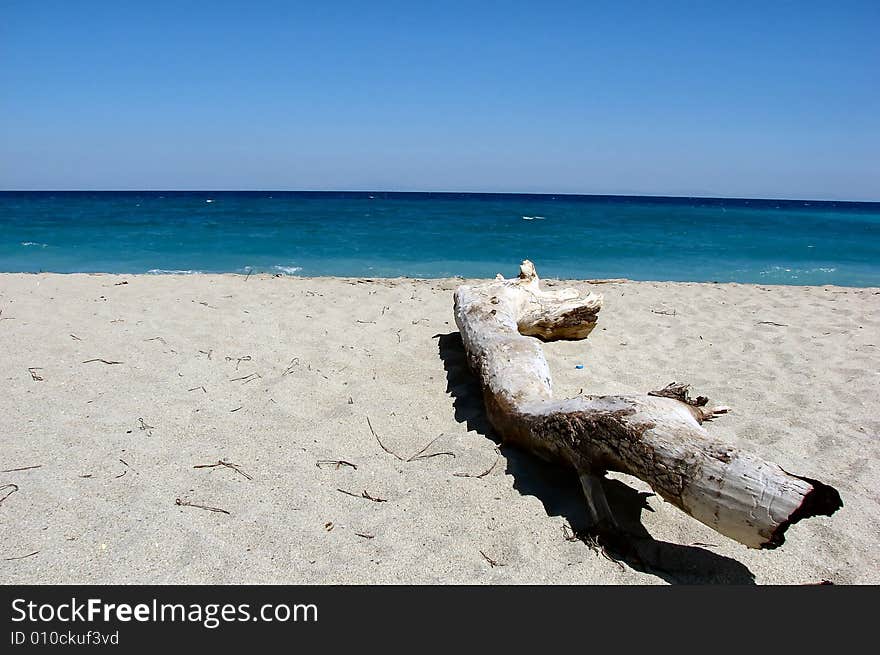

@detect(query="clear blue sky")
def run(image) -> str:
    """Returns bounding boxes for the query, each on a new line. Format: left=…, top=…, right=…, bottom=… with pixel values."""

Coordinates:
left=1, top=1, right=878, bottom=199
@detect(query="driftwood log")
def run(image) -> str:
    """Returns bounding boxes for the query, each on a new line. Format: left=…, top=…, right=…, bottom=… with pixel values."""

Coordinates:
left=453, top=261, right=841, bottom=549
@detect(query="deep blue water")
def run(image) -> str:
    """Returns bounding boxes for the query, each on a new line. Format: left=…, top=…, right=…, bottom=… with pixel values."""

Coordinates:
left=1, top=191, right=879, bottom=286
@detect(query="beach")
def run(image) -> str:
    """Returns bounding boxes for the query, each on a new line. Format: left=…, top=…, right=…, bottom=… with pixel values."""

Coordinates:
left=1, top=272, right=878, bottom=584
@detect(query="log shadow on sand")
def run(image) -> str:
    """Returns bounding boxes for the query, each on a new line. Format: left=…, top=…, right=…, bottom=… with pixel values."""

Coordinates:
left=437, top=332, right=756, bottom=585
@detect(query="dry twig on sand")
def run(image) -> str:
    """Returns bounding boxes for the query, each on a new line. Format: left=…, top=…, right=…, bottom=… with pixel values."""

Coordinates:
left=3, top=550, right=39, bottom=561
left=337, top=488, right=388, bottom=503
left=1, top=465, right=42, bottom=473
left=0, top=483, right=20, bottom=508
left=82, top=358, right=123, bottom=365
left=366, top=417, right=455, bottom=463
left=229, top=372, right=261, bottom=384
left=366, top=416, right=405, bottom=461
left=479, top=550, right=504, bottom=567
left=316, top=460, right=358, bottom=470
left=175, top=498, right=230, bottom=514
left=454, top=449, right=501, bottom=479
left=225, top=354, right=252, bottom=370
left=405, top=435, right=455, bottom=462
left=193, top=460, right=253, bottom=480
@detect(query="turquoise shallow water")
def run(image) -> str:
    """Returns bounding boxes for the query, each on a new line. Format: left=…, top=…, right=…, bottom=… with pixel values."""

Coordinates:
left=1, top=191, right=879, bottom=286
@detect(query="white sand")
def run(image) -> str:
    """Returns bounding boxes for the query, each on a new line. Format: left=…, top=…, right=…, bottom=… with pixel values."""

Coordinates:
left=1, top=273, right=877, bottom=584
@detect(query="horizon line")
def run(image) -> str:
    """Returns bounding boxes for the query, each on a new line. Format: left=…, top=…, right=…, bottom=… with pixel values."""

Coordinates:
left=1, top=189, right=879, bottom=205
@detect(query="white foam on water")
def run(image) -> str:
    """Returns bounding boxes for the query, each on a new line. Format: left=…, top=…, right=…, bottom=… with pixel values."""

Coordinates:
left=21, top=241, right=48, bottom=247
left=521, top=216, right=545, bottom=220
left=759, top=266, right=837, bottom=277
left=272, top=265, right=303, bottom=275
left=147, top=269, right=201, bottom=274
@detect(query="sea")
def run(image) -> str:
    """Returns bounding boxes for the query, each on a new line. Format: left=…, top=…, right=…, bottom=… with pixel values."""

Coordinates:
left=1, top=191, right=879, bottom=286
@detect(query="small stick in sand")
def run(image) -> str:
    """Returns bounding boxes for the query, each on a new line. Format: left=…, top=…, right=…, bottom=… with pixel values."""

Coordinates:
left=188, top=385, right=207, bottom=393
left=1, top=465, right=42, bottom=473
left=175, top=498, right=230, bottom=514
left=70, top=333, right=82, bottom=341
left=650, top=308, right=677, bottom=316
left=27, top=367, right=44, bottom=381
left=758, top=321, right=788, bottom=327
left=3, top=550, right=39, bottom=561
left=367, top=416, right=405, bottom=461
left=454, top=449, right=501, bottom=479
left=367, top=417, right=455, bottom=463
left=82, top=358, right=123, bottom=365
left=479, top=550, right=504, bottom=567
left=229, top=372, right=261, bottom=384
left=225, top=355, right=252, bottom=370
left=316, top=460, right=358, bottom=470
left=0, top=483, right=20, bottom=507
left=193, top=460, right=253, bottom=480
left=337, top=488, right=388, bottom=503
left=406, top=435, right=455, bottom=462
left=355, top=532, right=375, bottom=539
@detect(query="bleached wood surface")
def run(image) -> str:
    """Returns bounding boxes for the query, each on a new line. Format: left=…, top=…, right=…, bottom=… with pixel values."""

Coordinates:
left=453, top=261, right=842, bottom=548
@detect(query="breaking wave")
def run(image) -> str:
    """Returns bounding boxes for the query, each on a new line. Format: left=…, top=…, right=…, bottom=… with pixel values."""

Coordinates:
left=272, top=265, right=303, bottom=275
